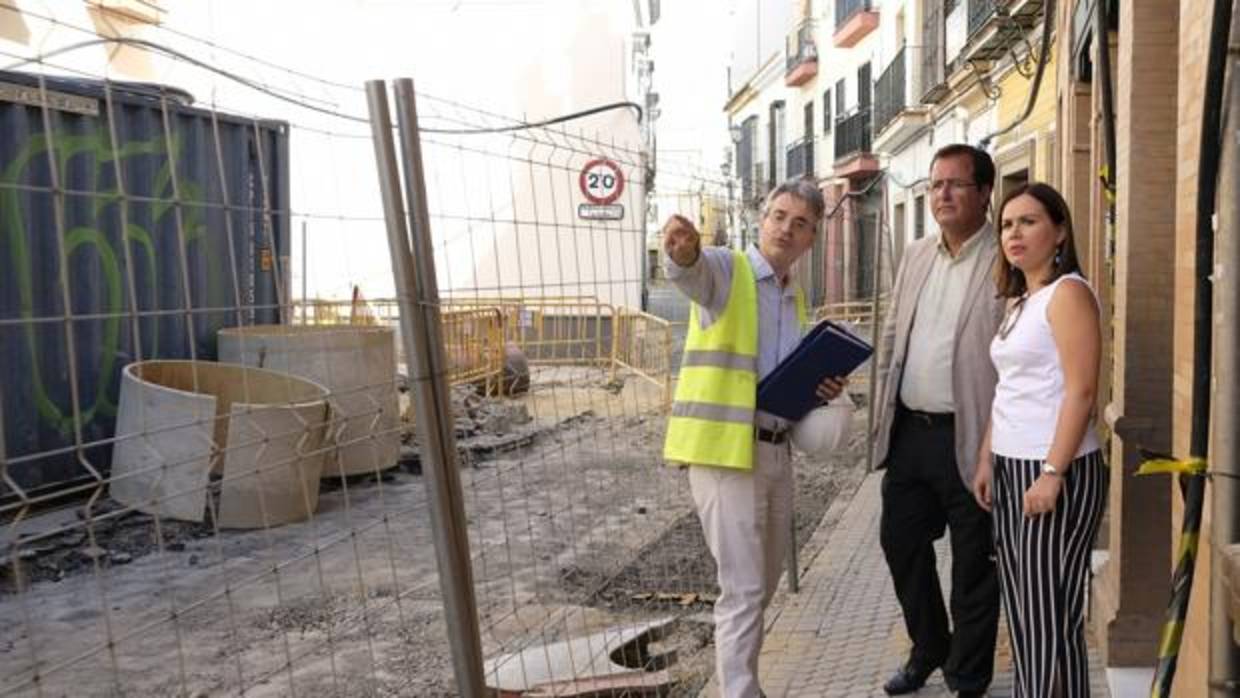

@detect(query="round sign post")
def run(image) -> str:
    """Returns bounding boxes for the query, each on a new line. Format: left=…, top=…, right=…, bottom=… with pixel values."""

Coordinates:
left=579, top=158, right=625, bottom=204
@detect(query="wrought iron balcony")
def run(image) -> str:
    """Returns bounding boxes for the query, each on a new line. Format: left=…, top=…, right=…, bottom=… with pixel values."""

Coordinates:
left=834, top=0, right=878, bottom=47
left=786, top=19, right=818, bottom=85
left=835, top=0, right=872, bottom=30
left=968, top=0, right=996, bottom=37
left=944, top=0, right=1042, bottom=75
left=834, top=108, right=872, bottom=162
left=921, top=0, right=948, bottom=102
left=873, top=46, right=932, bottom=149
left=873, top=47, right=907, bottom=137
left=786, top=138, right=814, bottom=181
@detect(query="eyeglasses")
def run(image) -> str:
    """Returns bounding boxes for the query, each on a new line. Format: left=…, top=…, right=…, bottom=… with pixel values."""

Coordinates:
left=929, top=178, right=980, bottom=194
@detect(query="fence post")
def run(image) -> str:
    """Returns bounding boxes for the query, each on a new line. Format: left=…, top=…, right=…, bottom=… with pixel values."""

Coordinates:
left=366, top=78, right=487, bottom=696
left=866, top=182, right=887, bottom=472
left=610, top=307, right=622, bottom=383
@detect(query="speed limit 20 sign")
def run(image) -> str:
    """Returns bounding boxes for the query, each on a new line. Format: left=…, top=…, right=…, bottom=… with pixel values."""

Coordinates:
left=579, top=158, right=625, bottom=204
left=577, top=158, right=626, bottom=221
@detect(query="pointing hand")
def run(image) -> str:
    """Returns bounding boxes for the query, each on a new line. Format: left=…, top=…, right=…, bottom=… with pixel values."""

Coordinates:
left=662, top=214, right=701, bottom=267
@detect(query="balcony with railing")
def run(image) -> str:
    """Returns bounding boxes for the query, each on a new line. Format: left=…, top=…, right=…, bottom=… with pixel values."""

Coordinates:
left=786, top=138, right=814, bottom=181
left=968, top=0, right=996, bottom=37
left=833, top=108, right=879, bottom=178
left=834, top=0, right=878, bottom=48
left=873, top=46, right=932, bottom=151
left=944, top=0, right=1045, bottom=78
left=785, top=18, right=818, bottom=87
left=921, top=1, right=948, bottom=102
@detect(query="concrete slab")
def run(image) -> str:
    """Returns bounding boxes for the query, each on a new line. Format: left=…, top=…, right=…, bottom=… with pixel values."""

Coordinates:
left=484, top=616, right=676, bottom=694
left=217, top=401, right=329, bottom=529
left=110, top=361, right=331, bottom=527
left=219, top=325, right=400, bottom=477
left=109, top=362, right=218, bottom=522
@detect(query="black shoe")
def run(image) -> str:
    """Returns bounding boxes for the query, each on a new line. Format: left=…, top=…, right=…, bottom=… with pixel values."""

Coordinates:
left=883, top=662, right=935, bottom=695
left=956, top=691, right=986, bottom=698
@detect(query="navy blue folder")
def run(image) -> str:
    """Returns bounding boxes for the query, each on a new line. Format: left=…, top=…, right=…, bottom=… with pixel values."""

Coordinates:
left=756, top=320, right=873, bottom=421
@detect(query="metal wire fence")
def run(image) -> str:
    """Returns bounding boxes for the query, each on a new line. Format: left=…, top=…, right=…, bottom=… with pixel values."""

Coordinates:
left=0, top=6, right=750, bottom=696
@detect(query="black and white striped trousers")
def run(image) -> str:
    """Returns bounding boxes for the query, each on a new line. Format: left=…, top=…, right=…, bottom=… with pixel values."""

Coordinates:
left=992, top=450, right=1107, bottom=698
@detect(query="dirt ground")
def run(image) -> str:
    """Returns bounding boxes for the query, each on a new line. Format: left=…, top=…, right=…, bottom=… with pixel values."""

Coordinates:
left=0, top=366, right=869, bottom=696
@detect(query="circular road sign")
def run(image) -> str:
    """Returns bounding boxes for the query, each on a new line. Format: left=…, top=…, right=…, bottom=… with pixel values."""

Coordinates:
left=579, top=158, right=625, bottom=205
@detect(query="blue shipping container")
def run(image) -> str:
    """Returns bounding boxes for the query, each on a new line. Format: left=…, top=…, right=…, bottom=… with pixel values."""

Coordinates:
left=0, top=71, right=291, bottom=497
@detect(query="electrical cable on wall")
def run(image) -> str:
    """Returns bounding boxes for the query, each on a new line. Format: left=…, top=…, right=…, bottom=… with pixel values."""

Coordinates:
left=977, top=0, right=1056, bottom=149
left=3, top=36, right=643, bottom=134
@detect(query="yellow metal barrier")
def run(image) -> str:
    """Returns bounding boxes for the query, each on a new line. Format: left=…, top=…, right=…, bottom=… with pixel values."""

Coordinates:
left=812, top=296, right=888, bottom=398
left=611, top=306, right=674, bottom=412
left=292, top=296, right=675, bottom=409
left=444, top=296, right=614, bottom=367
left=813, top=295, right=888, bottom=326
left=443, top=297, right=673, bottom=409
left=440, top=307, right=506, bottom=394
left=291, top=300, right=504, bottom=391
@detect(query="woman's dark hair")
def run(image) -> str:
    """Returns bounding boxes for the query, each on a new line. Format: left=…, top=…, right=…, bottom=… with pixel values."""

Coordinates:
left=994, top=182, right=1083, bottom=298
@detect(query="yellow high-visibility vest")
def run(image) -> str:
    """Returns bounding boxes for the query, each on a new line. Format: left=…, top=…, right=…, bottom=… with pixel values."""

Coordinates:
left=664, top=249, right=807, bottom=470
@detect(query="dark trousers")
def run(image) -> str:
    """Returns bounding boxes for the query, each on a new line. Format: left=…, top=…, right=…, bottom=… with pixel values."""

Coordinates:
left=879, top=408, right=1000, bottom=693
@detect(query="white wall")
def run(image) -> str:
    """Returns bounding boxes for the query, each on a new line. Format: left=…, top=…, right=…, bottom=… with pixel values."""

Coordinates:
left=730, top=0, right=793, bottom=94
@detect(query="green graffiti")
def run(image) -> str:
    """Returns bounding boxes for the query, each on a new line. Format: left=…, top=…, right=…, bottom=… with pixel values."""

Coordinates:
left=1, top=126, right=215, bottom=437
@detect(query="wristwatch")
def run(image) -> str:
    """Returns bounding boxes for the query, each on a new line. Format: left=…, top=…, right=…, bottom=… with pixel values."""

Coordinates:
left=1041, top=462, right=1063, bottom=477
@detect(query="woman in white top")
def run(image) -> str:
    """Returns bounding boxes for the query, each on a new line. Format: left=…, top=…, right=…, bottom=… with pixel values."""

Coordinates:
left=972, top=182, right=1107, bottom=698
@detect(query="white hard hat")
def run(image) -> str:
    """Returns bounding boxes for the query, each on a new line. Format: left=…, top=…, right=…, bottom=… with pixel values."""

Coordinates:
left=790, top=401, right=854, bottom=457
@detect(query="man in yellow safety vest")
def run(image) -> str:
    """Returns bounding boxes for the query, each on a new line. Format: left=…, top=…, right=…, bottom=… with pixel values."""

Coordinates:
left=662, top=178, right=848, bottom=697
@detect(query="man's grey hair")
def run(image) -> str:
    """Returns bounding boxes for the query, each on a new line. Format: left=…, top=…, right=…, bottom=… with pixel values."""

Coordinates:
left=761, top=178, right=826, bottom=224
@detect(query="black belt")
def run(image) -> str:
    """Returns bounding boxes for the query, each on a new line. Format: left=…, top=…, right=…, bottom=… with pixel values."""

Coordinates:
left=756, top=427, right=789, bottom=444
left=900, top=405, right=955, bottom=428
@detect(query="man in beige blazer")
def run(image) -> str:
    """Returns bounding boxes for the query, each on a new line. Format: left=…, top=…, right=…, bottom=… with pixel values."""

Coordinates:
left=872, top=144, right=1005, bottom=698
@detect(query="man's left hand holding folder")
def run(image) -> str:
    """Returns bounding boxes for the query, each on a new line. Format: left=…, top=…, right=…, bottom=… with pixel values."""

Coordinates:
left=815, top=375, right=849, bottom=405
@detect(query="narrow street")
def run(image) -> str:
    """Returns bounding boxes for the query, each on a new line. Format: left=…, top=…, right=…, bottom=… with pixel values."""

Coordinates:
left=2, top=1, right=1239, bottom=696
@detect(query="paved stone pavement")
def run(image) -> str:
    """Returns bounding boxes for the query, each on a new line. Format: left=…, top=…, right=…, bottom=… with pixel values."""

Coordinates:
left=702, top=470, right=1111, bottom=697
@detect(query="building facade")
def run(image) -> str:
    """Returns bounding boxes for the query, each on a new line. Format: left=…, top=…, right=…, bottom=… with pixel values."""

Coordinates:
left=726, top=0, right=886, bottom=306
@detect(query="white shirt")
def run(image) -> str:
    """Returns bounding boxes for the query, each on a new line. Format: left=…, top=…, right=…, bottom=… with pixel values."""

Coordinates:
left=989, top=273, right=1101, bottom=459
left=899, top=228, right=991, bottom=412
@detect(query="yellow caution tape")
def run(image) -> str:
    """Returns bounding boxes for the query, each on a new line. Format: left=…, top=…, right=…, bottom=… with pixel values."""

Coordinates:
left=1098, top=165, right=1117, bottom=204
left=1175, top=531, right=1199, bottom=560
left=1157, top=619, right=1184, bottom=658
left=1135, top=457, right=1208, bottom=476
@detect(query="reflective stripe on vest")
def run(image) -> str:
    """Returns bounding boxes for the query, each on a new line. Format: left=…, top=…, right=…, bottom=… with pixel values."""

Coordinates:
left=679, top=350, right=759, bottom=372
left=670, top=401, right=754, bottom=424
